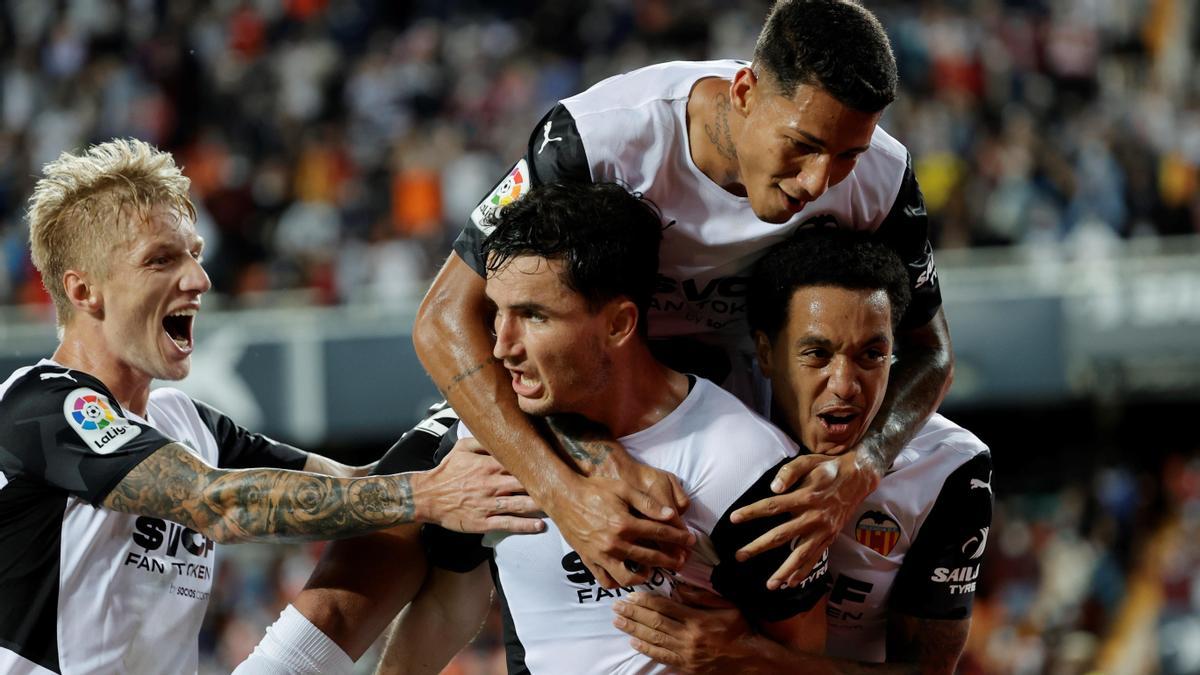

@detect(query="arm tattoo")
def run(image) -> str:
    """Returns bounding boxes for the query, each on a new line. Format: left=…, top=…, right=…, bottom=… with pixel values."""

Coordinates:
left=448, top=357, right=502, bottom=389
left=860, top=318, right=954, bottom=472
left=546, top=414, right=616, bottom=469
left=705, top=93, right=738, bottom=162
left=103, top=443, right=415, bottom=544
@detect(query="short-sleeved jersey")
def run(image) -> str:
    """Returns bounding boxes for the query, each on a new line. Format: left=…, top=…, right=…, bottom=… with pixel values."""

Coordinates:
left=0, top=360, right=306, bottom=675
left=825, top=413, right=993, bottom=663
left=467, top=377, right=829, bottom=675
left=456, top=60, right=940, bottom=400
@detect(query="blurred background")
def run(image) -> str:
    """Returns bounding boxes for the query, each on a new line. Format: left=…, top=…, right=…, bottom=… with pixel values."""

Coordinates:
left=1, top=0, right=1199, bottom=673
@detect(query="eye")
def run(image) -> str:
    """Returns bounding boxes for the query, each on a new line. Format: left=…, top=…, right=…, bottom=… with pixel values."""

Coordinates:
left=801, top=348, right=831, bottom=363
left=147, top=255, right=171, bottom=267
left=787, top=138, right=819, bottom=154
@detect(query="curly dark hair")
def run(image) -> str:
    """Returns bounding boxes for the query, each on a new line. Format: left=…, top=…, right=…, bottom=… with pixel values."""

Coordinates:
left=481, top=182, right=664, bottom=335
left=753, top=0, right=897, bottom=113
left=747, top=227, right=911, bottom=340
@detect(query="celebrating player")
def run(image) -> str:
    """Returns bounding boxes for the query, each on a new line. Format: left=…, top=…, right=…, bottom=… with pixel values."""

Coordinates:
left=414, top=0, right=954, bottom=591
left=611, top=228, right=993, bottom=674
left=412, top=181, right=830, bottom=674
left=0, top=139, right=542, bottom=675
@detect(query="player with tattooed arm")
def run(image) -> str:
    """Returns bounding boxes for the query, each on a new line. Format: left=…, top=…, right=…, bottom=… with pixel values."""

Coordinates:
left=0, top=139, right=542, bottom=675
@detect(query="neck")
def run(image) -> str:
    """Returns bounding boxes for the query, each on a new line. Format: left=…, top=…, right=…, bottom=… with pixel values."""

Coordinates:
left=53, top=326, right=153, bottom=417
left=687, top=77, right=746, bottom=195
left=587, top=345, right=689, bottom=439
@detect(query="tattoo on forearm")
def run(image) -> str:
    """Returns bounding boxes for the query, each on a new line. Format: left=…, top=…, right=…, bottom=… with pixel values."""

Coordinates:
left=705, top=93, right=738, bottom=162
left=103, top=443, right=415, bottom=543
left=448, top=357, right=502, bottom=388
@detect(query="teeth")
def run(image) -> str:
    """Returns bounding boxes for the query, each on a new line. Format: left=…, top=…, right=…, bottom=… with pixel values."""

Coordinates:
left=167, top=308, right=197, bottom=317
left=172, top=336, right=190, bottom=348
left=520, top=374, right=537, bottom=387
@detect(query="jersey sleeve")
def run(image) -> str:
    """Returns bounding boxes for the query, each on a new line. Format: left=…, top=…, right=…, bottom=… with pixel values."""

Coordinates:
left=889, top=452, right=993, bottom=620
left=872, top=154, right=942, bottom=330
left=709, top=456, right=832, bottom=624
left=192, top=399, right=307, bottom=471
left=452, top=103, right=592, bottom=276
left=366, top=402, right=489, bottom=574
left=0, top=369, right=175, bottom=506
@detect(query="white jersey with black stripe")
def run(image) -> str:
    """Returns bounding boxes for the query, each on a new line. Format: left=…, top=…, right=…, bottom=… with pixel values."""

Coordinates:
left=825, top=413, right=993, bottom=663
left=0, top=359, right=305, bottom=674
left=465, top=377, right=830, bottom=675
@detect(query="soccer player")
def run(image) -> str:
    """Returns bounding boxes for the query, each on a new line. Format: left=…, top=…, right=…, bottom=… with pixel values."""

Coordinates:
left=428, top=181, right=830, bottom=674
left=0, top=139, right=542, bottom=675
left=413, top=0, right=954, bottom=591
left=611, top=228, right=993, bottom=674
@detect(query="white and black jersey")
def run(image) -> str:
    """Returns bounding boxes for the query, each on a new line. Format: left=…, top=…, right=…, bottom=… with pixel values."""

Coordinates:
left=0, top=360, right=306, bottom=675
left=449, top=378, right=829, bottom=675
left=456, top=60, right=940, bottom=402
left=825, top=413, right=993, bottom=663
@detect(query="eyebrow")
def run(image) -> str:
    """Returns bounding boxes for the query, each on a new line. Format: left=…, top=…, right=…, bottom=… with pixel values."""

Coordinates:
left=793, top=333, right=892, bottom=350
left=792, top=129, right=871, bottom=156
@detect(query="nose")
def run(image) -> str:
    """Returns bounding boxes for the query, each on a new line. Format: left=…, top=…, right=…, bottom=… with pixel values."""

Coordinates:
left=182, top=256, right=212, bottom=295
left=797, top=154, right=833, bottom=201
left=492, top=313, right=523, bottom=362
left=826, top=355, right=862, bottom=401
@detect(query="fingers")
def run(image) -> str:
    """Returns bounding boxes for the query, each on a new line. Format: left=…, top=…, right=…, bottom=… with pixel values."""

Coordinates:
left=482, top=515, right=547, bottom=534
left=584, top=558, right=621, bottom=589
left=668, top=473, right=690, bottom=512
left=491, top=495, right=541, bottom=516
left=730, top=490, right=809, bottom=525
left=619, top=543, right=685, bottom=572
left=733, top=512, right=815, bottom=563
left=769, top=453, right=836, bottom=493
left=627, top=636, right=684, bottom=668
left=613, top=596, right=686, bottom=638
left=621, top=517, right=696, bottom=549
left=626, top=486, right=678, bottom=521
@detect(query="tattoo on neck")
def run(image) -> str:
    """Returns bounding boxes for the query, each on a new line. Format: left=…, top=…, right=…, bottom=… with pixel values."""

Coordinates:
left=704, top=93, right=738, bottom=162
left=547, top=414, right=614, bottom=468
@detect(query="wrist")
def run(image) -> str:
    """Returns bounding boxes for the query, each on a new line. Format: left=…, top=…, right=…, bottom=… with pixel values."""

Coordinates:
left=847, top=447, right=884, bottom=493
left=405, top=471, right=432, bottom=524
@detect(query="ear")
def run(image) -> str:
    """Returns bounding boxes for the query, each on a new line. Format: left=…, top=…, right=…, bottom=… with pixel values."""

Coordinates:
left=63, top=269, right=102, bottom=317
left=606, top=299, right=640, bottom=348
left=730, top=67, right=758, bottom=118
left=753, top=330, right=774, bottom=378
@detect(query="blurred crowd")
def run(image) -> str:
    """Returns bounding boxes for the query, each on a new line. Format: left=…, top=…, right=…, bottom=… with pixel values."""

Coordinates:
left=0, top=0, right=1198, bottom=312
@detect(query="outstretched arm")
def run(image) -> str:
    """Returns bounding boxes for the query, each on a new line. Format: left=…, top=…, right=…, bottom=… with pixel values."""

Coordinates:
left=413, top=255, right=691, bottom=587
left=731, top=308, right=953, bottom=587
left=102, top=441, right=543, bottom=544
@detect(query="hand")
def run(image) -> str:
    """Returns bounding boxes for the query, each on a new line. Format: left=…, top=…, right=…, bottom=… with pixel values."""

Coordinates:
left=731, top=450, right=880, bottom=589
left=612, top=587, right=753, bottom=674
left=545, top=472, right=695, bottom=589
left=411, top=438, right=546, bottom=534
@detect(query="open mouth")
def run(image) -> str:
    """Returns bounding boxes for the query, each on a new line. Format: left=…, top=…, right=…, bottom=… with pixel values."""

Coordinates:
left=817, top=410, right=859, bottom=435
left=162, top=309, right=196, bottom=351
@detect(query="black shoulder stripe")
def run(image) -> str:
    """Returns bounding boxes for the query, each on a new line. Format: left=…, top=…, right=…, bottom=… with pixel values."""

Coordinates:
left=525, top=103, right=591, bottom=185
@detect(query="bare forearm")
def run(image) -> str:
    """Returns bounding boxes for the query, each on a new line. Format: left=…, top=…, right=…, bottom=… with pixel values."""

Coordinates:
left=413, top=258, right=577, bottom=502
left=859, top=309, right=953, bottom=471
left=104, top=444, right=416, bottom=544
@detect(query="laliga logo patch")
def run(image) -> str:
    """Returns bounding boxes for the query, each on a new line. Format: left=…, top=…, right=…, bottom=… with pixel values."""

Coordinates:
left=63, top=387, right=142, bottom=455
left=854, top=510, right=901, bottom=556
left=470, top=159, right=530, bottom=235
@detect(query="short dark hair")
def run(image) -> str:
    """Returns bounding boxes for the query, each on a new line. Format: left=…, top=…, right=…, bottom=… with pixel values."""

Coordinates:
left=482, top=182, right=664, bottom=335
left=747, top=227, right=911, bottom=340
left=753, top=0, right=897, bottom=113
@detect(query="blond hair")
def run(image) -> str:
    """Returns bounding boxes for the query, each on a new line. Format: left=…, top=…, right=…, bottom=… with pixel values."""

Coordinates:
left=28, top=138, right=197, bottom=326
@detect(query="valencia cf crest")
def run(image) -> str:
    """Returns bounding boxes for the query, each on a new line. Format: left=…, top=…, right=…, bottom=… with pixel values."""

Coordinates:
left=854, top=510, right=901, bottom=556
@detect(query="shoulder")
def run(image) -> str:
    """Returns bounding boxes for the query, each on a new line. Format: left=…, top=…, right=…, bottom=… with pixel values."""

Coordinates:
left=900, top=414, right=990, bottom=469
left=835, top=124, right=911, bottom=226
left=0, top=363, right=121, bottom=421
left=562, top=60, right=743, bottom=157
left=563, top=60, right=744, bottom=116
